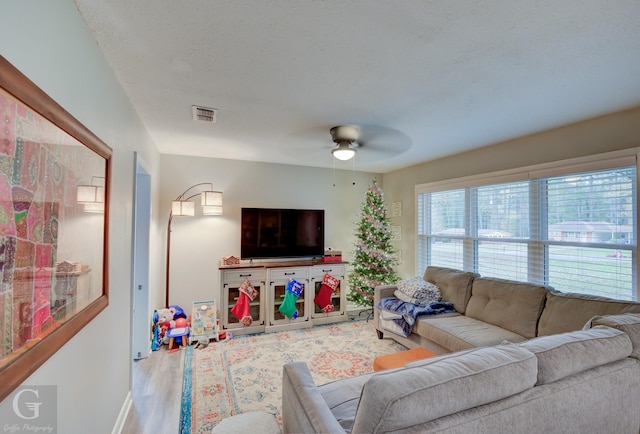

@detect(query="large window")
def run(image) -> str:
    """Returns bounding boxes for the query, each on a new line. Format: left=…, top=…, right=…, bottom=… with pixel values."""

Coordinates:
left=417, top=158, right=637, bottom=301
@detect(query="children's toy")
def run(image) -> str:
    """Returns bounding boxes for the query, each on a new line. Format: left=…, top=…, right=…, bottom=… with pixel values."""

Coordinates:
left=156, top=308, right=175, bottom=344
left=154, top=305, right=188, bottom=345
left=167, top=326, right=189, bottom=349
left=169, top=305, right=187, bottom=321
left=174, top=317, right=189, bottom=328
left=151, top=310, right=161, bottom=350
left=189, top=300, right=219, bottom=344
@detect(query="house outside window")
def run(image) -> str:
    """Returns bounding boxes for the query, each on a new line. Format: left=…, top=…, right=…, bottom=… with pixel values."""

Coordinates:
left=417, top=155, right=638, bottom=301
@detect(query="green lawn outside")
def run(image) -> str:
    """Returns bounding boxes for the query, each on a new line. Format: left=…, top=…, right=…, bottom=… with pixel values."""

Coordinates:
left=429, top=241, right=634, bottom=300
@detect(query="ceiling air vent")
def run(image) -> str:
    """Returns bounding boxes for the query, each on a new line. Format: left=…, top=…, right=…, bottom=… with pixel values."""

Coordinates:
left=192, top=105, right=217, bottom=123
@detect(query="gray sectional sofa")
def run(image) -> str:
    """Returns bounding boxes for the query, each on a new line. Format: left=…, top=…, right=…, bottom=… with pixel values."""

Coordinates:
left=374, top=266, right=640, bottom=354
left=282, top=313, right=640, bottom=433
left=281, top=267, right=640, bottom=433
left=282, top=314, right=640, bottom=434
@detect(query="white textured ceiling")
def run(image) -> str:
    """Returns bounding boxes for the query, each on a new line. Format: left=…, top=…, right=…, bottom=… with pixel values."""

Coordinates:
left=74, top=0, right=640, bottom=173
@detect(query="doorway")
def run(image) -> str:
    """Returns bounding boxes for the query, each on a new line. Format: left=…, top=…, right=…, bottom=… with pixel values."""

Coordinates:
left=132, top=153, right=151, bottom=360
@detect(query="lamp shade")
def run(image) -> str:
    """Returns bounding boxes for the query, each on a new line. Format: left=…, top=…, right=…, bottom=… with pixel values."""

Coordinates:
left=201, top=191, right=222, bottom=215
left=201, top=190, right=223, bottom=215
left=77, top=185, right=104, bottom=204
left=201, top=190, right=223, bottom=206
left=331, top=143, right=357, bottom=161
left=172, top=200, right=195, bottom=216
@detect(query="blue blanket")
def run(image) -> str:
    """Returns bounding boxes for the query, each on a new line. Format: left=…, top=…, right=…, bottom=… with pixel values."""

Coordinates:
left=376, top=297, right=456, bottom=337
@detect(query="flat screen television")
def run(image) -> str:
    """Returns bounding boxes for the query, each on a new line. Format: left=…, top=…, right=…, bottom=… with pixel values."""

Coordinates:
left=240, top=208, right=325, bottom=259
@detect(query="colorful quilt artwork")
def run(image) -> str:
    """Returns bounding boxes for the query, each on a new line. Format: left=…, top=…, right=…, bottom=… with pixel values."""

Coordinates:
left=0, top=89, right=93, bottom=361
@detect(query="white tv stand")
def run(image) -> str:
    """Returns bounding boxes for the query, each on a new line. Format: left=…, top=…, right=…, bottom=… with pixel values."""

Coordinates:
left=219, top=259, right=348, bottom=336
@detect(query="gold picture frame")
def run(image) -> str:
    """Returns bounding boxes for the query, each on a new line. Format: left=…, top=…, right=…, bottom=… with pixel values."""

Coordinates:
left=0, top=56, right=111, bottom=401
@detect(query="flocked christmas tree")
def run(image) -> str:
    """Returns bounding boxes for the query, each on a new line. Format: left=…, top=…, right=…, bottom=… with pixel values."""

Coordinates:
left=347, top=179, right=400, bottom=308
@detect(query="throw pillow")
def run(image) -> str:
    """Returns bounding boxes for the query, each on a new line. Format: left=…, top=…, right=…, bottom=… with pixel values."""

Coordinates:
left=396, top=277, right=441, bottom=306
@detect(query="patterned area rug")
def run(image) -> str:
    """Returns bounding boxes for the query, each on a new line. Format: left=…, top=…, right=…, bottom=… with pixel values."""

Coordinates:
left=179, top=319, right=405, bottom=433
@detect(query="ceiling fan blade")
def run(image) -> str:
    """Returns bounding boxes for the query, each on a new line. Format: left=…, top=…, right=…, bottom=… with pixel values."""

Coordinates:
left=358, top=125, right=412, bottom=157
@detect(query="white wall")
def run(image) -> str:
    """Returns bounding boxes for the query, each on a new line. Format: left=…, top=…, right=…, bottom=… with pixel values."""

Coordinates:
left=161, top=154, right=381, bottom=310
left=383, top=107, right=640, bottom=278
left=0, top=1, right=162, bottom=433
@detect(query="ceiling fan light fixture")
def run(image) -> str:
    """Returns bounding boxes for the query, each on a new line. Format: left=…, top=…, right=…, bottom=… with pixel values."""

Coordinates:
left=331, top=143, right=357, bottom=161
left=330, top=125, right=359, bottom=161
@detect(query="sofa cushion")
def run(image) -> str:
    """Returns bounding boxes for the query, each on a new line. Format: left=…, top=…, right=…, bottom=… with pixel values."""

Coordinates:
left=518, top=326, right=632, bottom=385
left=587, top=313, right=640, bottom=359
left=423, top=266, right=478, bottom=314
left=465, top=277, right=548, bottom=339
left=538, top=289, right=640, bottom=336
left=416, top=315, right=528, bottom=353
left=318, top=371, right=377, bottom=432
left=351, top=344, right=537, bottom=433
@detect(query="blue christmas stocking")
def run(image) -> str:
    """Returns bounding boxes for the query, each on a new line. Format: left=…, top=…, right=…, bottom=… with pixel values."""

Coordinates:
left=279, top=279, right=303, bottom=319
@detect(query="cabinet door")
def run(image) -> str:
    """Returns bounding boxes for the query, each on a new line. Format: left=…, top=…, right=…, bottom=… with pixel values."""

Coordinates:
left=221, top=269, right=265, bottom=332
left=268, top=267, right=309, bottom=324
left=312, top=279, right=343, bottom=315
left=311, top=265, right=345, bottom=317
left=269, top=278, right=308, bottom=324
left=223, top=281, right=264, bottom=329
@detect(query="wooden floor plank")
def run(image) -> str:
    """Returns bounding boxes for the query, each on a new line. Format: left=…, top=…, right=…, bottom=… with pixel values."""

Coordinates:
left=122, top=347, right=186, bottom=434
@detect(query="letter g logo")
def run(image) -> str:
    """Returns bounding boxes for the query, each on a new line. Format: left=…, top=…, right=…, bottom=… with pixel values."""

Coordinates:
left=12, top=388, right=42, bottom=420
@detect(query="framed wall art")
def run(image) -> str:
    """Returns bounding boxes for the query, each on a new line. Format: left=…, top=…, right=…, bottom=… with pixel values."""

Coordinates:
left=0, top=56, right=111, bottom=401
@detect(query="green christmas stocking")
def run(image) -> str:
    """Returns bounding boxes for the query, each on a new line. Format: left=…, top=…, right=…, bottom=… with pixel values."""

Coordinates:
left=279, top=279, right=303, bottom=319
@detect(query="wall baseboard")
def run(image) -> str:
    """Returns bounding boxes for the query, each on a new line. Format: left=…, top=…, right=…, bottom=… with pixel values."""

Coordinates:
left=111, top=391, right=133, bottom=434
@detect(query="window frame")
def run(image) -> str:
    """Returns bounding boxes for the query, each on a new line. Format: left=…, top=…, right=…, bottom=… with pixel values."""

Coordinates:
left=415, top=150, right=638, bottom=300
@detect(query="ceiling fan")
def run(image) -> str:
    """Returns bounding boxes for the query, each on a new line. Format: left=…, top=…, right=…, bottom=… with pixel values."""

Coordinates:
left=330, top=125, right=360, bottom=161
left=327, top=125, right=413, bottom=164
left=285, top=124, right=411, bottom=168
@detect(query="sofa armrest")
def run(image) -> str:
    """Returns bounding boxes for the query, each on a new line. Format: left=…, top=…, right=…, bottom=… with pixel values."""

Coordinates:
left=374, top=284, right=398, bottom=337
left=282, top=362, right=346, bottom=434
left=375, top=284, right=398, bottom=301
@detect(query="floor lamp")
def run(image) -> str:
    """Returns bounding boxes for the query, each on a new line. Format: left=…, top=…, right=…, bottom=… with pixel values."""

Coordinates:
left=165, top=182, right=223, bottom=307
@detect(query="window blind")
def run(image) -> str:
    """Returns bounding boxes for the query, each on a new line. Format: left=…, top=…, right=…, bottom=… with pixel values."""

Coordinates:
left=543, top=167, right=636, bottom=299
left=416, top=159, right=637, bottom=301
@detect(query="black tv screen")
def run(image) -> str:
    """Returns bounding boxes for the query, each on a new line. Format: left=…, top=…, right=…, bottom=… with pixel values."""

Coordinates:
left=241, top=208, right=325, bottom=259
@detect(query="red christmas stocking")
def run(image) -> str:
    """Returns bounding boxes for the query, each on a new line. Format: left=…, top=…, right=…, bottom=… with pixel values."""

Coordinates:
left=314, top=274, right=340, bottom=313
left=231, top=279, right=258, bottom=326
left=231, top=291, right=252, bottom=326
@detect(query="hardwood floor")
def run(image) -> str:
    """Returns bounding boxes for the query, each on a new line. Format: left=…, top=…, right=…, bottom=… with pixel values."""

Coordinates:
left=121, top=309, right=371, bottom=433
left=122, top=347, right=186, bottom=434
